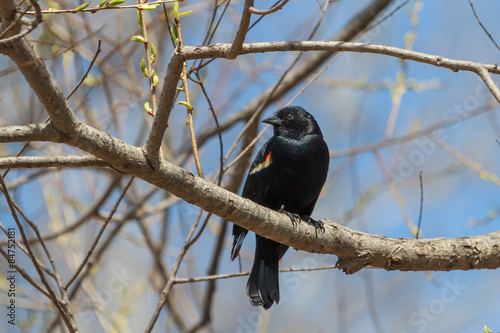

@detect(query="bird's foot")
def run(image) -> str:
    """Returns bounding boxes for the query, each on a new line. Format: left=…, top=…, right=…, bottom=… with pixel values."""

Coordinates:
left=304, top=216, right=325, bottom=236
left=279, top=205, right=301, bottom=227
left=278, top=206, right=325, bottom=235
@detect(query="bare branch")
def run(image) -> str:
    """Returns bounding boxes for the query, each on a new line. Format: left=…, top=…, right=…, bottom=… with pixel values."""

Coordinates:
left=331, top=101, right=496, bottom=158
left=145, top=210, right=206, bottom=332
left=65, top=177, right=134, bottom=288
left=0, top=247, right=50, bottom=298
left=0, top=0, right=43, bottom=45
left=66, top=40, right=102, bottom=100
left=25, top=0, right=178, bottom=15
left=225, top=0, right=254, bottom=59
left=0, top=155, right=110, bottom=169
left=144, top=52, right=184, bottom=160
left=475, top=65, right=500, bottom=103
left=248, top=0, right=290, bottom=16
left=174, top=265, right=338, bottom=284
left=181, top=41, right=500, bottom=76
left=468, top=0, right=500, bottom=51
left=0, top=175, right=122, bottom=247
left=0, top=123, right=61, bottom=143
left=0, top=175, right=78, bottom=332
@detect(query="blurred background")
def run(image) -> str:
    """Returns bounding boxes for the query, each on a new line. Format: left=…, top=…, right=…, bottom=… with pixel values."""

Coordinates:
left=1, top=0, right=500, bottom=332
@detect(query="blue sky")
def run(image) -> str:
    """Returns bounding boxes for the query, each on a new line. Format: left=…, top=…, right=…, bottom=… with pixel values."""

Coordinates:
left=1, top=0, right=500, bottom=332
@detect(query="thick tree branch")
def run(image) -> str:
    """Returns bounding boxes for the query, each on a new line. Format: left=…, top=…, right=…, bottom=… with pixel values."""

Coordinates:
left=0, top=0, right=21, bottom=39
left=28, top=121, right=499, bottom=275
left=0, top=123, right=62, bottom=143
left=0, top=0, right=42, bottom=45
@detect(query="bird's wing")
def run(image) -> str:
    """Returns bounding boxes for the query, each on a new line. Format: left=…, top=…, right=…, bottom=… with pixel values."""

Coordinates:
left=230, top=138, right=275, bottom=261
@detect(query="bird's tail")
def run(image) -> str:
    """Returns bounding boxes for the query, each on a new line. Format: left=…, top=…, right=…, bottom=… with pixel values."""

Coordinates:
left=246, top=235, right=288, bottom=309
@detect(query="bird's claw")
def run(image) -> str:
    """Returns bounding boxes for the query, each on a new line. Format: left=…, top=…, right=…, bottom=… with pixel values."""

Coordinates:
left=279, top=205, right=300, bottom=227
left=278, top=206, right=325, bottom=236
left=305, top=217, right=325, bottom=235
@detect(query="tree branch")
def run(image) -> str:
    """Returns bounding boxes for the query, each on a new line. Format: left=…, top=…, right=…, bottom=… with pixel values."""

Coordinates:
left=248, top=0, right=289, bottom=16
left=40, top=121, right=500, bottom=275
left=144, top=52, right=184, bottom=160
left=0, top=123, right=62, bottom=143
left=0, top=155, right=110, bottom=169
left=174, top=265, right=339, bottom=284
left=179, top=41, right=500, bottom=76
left=225, top=0, right=254, bottom=59
left=3, top=115, right=500, bottom=275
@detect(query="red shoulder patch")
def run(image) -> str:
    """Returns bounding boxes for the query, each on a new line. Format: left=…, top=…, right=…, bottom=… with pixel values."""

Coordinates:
left=249, top=151, right=272, bottom=175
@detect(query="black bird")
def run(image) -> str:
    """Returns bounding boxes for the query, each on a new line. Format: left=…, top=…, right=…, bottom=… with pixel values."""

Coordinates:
left=231, top=106, right=329, bottom=309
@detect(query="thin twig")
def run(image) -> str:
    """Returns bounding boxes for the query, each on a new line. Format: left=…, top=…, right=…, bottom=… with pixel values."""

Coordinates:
left=287, top=0, right=334, bottom=105
left=0, top=175, right=78, bottom=332
left=0, top=247, right=50, bottom=298
left=248, top=0, right=289, bottom=15
left=174, top=265, right=339, bottom=284
left=416, top=171, right=423, bottom=239
left=383, top=1, right=420, bottom=139
left=25, top=0, right=178, bottom=15
left=0, top=176, right=121, bottom=247
left=186, top=220, right=227, bottom=333
left=0, top=176, right=72, bottom=313
left=331, top=101, right=496, bottom=158
left=0, top=222, right=56, bottom=279
left=360, top=0, right=409, bottom=35
left=65, top=177, right=134, bottom=288
left=139, top=2, right=157, bottom=117
left=176, top=14, right=205, bottom=178
left=475, top=65, right=500, bottom=104
left=181, top=41, right=500, bottom=76
left=66, top=40, right=102, bottom=100
left=373, top=150, right=418, bottom=234
left=223, top=125, right=269, bottom=173
left=192, top=73, right=223, bottom=184
left=145, top=209, right=205, bottom=332
left=432, top=134, right=500, bottom=187
left=468, top=0, right=500, bottom=51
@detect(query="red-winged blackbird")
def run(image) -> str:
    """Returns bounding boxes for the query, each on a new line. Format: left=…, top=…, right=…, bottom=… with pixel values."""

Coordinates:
left=231, top=106, right=329, bottom=309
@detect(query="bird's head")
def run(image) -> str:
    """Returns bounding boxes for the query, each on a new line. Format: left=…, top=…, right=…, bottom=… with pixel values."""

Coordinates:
left=262, top=106, right=323, bottom=139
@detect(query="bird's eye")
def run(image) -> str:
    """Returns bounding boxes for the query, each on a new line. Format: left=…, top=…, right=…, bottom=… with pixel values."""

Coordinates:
left=285, top=113, right=293, bottom=120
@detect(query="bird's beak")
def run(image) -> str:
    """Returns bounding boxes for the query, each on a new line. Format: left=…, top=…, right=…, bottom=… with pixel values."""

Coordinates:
left=262, top=113, right=282, bottom=126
